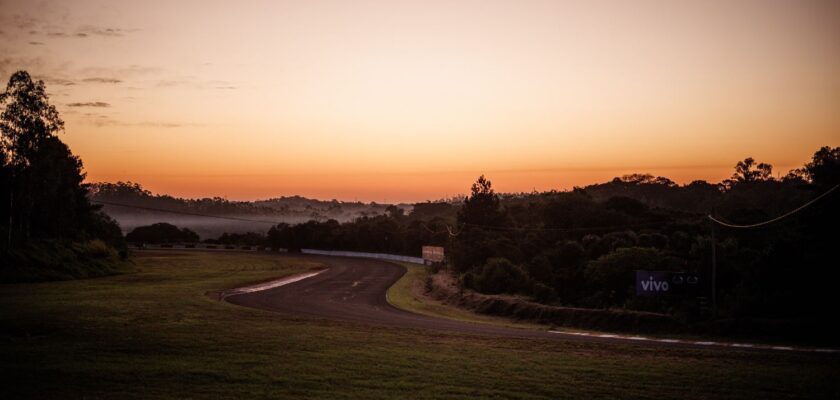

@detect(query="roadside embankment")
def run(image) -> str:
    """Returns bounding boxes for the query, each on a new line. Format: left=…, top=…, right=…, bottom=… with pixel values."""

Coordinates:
left=424, top=270, right=682, bottom=334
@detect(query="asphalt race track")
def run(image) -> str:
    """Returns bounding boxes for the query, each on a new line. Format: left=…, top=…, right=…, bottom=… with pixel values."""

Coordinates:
left=226, top=255, right=552, bottom=339
left=225, top=254, right=838, bottom=354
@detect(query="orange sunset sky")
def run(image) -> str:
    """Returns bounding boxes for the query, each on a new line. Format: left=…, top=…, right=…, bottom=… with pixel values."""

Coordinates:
left=1, top=0, right=838, bottom=202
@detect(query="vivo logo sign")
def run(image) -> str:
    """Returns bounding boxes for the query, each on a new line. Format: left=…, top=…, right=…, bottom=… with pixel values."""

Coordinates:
left=640, top=276, right=670, bottom=292
left=635, top=270, right=700, bottom=296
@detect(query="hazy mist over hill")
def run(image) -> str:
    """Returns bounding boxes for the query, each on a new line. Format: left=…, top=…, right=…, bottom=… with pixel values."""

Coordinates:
left=88, top=182, right=414, bottom=239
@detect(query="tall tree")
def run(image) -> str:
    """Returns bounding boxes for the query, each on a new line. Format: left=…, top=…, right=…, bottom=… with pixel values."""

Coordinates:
left=803, top=146, right=840, bottom=187
left=450, top=175, right=512, bottom=271
left=1, top=71, right=64, bottom=165
left=1, top=71, right=73, bottom=245
left=729, top=157, right=773, bottom=184
left=457, top=175, right=506, bottom=227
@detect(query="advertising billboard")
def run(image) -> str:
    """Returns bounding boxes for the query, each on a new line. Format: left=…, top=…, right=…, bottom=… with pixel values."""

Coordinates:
left=636, top=270, right=700, bottom=296
left=421, top=246, right=445, bottom=263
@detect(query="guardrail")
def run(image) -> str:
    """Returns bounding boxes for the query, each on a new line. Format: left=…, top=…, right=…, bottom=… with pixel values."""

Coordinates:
left=301, top=249, right=428, bottom=265
left=128, top=243, right=287, bottom=252
left=128, top=243, right=427, bottom=265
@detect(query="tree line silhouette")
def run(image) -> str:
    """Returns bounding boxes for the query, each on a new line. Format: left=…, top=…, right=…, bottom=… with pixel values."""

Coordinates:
left=1, top=71, right=126, bottom=281
left=138, top=145, right=839, bottom=328
left=3, top=70, right=840, bottom=333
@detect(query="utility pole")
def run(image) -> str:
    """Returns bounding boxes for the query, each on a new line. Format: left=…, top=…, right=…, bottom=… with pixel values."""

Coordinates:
left=6, top=160, right=13, bottom=249
left=6, top=187, right=11, bottom=248
left=710, top=217, right=717, bottom=318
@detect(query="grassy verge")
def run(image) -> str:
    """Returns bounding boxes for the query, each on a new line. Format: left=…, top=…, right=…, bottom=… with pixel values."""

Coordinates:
left=2, top=251, right=838, bottom=399
left=1, top=239, right=127, bottom=283
left=386, top=262, right=547, bottom=330
left=385, top=263, right=838, bottom=346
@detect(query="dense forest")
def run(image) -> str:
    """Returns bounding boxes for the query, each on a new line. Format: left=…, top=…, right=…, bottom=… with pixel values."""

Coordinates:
left=214, top=147, right=839, bottom=324
left=4, top=70, right=839, bottom=327
left=0, top=71, right=126, bottom=281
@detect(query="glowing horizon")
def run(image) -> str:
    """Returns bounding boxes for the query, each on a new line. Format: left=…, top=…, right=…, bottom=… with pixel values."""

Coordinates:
left=2, top=0, right=838, bottom=202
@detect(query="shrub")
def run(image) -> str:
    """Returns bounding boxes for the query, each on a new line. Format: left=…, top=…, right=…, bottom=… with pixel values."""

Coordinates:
left=78, top=239, right=117, bottom=258
left=466, top=258, right=532, bottom=295
left=0, top=239, right=124, bottom=283
left=532, top=282, right=558, bottom=303
left=125, top=222, right=200, bottom=244
left=424, top=275, right=434, bottom=293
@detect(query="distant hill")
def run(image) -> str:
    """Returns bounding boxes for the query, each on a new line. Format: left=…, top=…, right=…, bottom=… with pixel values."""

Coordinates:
left=88, top=182, right=412, bottom=239
left=90, top=172, right=813, bottom=240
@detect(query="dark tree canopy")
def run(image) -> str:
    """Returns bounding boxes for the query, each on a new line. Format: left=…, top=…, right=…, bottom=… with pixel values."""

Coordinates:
left=803, top=146, right=840, bottom=187
left=1, top=71, right=64, bottom=167
left=1, top=70, right=96, bottom=244
left=1, top=71, right=126, bottom=280
left=126, top=223, right=200, bottom=244
left=729, top=157, right=773, bottom=184
left=457, top=175, right=506, bottom=227
left=448, top=176, right=512, bottom=271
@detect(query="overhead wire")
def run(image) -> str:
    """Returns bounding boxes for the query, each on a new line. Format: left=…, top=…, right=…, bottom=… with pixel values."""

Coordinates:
left=422, top=217, right=700, bottom=238
left=90, top=200, right=286, bottom=225
left=708, top=184, right=838, bottom=229
left=97, top=183, right=838, bottom=236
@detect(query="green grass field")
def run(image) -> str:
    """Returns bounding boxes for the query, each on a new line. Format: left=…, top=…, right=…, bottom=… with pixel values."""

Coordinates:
left=2, top=251, right=838, bottom=399
left=386, top=262, right=548, bottom=330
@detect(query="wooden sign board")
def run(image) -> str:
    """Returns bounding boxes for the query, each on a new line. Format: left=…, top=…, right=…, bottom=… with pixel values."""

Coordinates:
left=421, top=246, right=445, bottom=263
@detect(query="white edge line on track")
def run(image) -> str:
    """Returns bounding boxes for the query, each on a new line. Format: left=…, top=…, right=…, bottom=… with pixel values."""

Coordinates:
left=548, top=330, right=839, bottom=354
left=222, top=270, right=325, bottom=299
left=218, top=267, right=837, bottom=355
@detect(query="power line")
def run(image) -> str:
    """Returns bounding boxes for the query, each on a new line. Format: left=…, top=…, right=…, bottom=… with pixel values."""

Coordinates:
left=708, top=184, right=839, bottom=229
left=459, top=220, right=680, bottom=233
left=99, top=186, right=833, bottom=234
left=446, top=225, right=461, bottom=237
left=424, top=218, right=699, bottom=237
left=91, top=200, right=286, bottom=225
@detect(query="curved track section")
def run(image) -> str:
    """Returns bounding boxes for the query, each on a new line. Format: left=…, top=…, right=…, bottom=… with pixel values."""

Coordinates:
left=226, top=255, right=555, bottom=339
left=225, top=255, right=837, bottom=353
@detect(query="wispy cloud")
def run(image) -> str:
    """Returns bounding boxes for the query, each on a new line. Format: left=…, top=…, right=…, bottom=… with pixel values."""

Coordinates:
left=1, top=11, right=135, bottom=40
left=132, top=122, right=197, bottom=128
left=67, top=101, right=110, bottom=108
left=82, top=77, right=122, bottom=84
left=1, top=56, right=49, bottom=81
left=42, top=76, right=76, bottom=86
left=77, top=26, right=133, bottom=37
left=155, top=79, right=184, bottom=88
left=44, top=26, right=135, bottom=39
left=80, top=65, right=162, bottom=78
left=150, top=77, right=238, bottom=90
left=7, top=14, right=40, bottom=32
left=76, top=113, right=203, bottom=129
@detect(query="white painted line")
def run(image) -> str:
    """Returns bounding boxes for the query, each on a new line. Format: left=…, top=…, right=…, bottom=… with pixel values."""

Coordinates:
left=222, top=270, right=325, bottom=299
left=547, top=330, right=839, bottom=354
left=815, top=349, right=839, bottom=354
